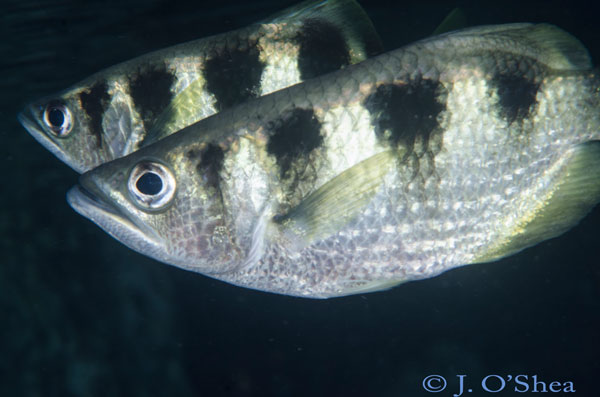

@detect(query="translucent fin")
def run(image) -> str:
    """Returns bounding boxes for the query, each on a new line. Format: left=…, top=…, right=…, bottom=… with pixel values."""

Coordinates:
left=146, top=79, right=209, bottom=144
left=474, top=141, right=600, bottom=263
left=431, top=8, right=467, bottom=36
left=441, top=23, right=592, bottom=70
left=518, top=23, right=592, bottom=70
left=274, top=150, right=394, bottom=244
left=334, top=278, right=407, bottom=297
left=266, top=0, right=383, bottom=60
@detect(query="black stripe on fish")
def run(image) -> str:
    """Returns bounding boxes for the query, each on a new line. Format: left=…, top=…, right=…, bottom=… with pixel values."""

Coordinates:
left=200, top=144, right=225, bottom=189
left=187, top=144, right=225, bottom=189
left=364, top=79, right=445, bottom=155
left=266, top=108, right=323, bottom=179
left=203, top=41, right=265, bottom=111
left=493, top=73, right=540, bottom=124
left=295, top=18, right=351, bottom=80
left=78, top=81, right=111, bottom=148
left=129, top=65, right=175, bottom=126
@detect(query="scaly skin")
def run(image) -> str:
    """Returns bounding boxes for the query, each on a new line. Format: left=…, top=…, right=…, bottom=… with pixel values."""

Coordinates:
left=68, top=24, right=600, bottom=298
left=19, top=0, right=382, bottom=173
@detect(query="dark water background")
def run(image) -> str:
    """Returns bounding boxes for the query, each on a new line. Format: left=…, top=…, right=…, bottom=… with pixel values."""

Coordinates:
left=1, top=0, right=599, bottom=396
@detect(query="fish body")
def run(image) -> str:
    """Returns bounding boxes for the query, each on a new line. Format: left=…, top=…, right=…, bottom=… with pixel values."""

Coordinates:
left=18, top=0, right=382, bottom=173
left=68, top=24, right=600, bottom=298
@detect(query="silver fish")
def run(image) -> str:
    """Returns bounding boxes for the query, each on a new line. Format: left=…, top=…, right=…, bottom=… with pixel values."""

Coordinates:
left=18, top=0, right=382, bottom=173
left=67, top=24, right=600, bottom=298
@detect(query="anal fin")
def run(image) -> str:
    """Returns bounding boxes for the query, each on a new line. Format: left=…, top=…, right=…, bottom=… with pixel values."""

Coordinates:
left=475, top=141, right=600, bottom=263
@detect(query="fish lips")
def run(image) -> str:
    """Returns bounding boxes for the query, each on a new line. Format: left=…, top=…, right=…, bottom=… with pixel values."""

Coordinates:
left=18, top=105, right=85, bottom=174
left=67, top=173, right=165, bottom=259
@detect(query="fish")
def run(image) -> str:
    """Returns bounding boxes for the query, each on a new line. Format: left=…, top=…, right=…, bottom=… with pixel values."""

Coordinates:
left=67, top=24, right=600, bottom=298
left=17, top=0, right=383, bottom=173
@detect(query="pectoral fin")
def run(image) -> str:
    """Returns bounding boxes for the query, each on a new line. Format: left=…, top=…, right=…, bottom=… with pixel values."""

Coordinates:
left=146, top=79, right=209, bottom=144
left=274, top=150, right=394, bottom=244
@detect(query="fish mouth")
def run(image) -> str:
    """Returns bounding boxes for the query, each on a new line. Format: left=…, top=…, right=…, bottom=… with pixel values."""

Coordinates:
left=18, top=105, right=84, bottom=173
left=67, top=176, right=165, bottom=257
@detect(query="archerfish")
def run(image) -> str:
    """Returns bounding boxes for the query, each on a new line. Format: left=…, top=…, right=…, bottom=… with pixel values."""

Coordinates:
left=67, top=24, right=600, bottom=298
left=18, top=0, right=382, bottom=173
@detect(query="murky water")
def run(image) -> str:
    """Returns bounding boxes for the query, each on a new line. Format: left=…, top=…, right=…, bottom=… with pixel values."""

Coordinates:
left=1, top=1, right=599, bottom=395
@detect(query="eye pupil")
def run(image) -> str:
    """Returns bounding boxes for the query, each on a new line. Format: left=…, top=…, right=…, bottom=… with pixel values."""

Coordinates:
left=128, top=162, right=176, bottom=210
left=48, top=107, right=65, bottom=127
left=136, top=172, right=163, bottom=195
left=43, top=103, right=72, bottom=137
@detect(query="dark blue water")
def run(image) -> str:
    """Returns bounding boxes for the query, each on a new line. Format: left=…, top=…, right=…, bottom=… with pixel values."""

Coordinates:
left=1, top=1, right=599, bottom=396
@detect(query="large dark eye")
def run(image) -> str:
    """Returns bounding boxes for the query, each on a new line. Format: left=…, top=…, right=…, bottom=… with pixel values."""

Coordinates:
left=136, top=172, right=163, bottom=195
left=128, top=161, right=176, bottom=211
left=43, top=102, right=72, bottom=137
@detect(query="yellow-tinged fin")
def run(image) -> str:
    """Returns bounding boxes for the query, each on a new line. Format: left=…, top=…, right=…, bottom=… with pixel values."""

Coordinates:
left=334, top=278, right=407, bottom=297
left=266, top=0, right=383, bottom=61
left=148, top=80, right=207, bottom=142
left=274, top=150, right=394, bottom=245
left=446, top=23, right=592, bottom=70
left=474, top=141, right=600, bottom=263
left=431, top=8, right=467, bottom=36
left=519, top=23, right=592, bottom=70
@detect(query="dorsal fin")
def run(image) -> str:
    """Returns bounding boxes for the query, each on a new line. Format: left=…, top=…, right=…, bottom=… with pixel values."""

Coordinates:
left=265, top=0, right=383, bottom=60
left=146, top=0, right=383, bottom=146
left=436, top=23, right=592, bottom=70
left=431, top=8, right=467, bottom=36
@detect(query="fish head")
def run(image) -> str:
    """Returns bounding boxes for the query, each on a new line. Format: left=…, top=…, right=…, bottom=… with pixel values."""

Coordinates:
left=66, top=132, right=243, bottom=275
left=19, top=78, right=144, bottom=173
left=19, top=90, right=104, bottom=173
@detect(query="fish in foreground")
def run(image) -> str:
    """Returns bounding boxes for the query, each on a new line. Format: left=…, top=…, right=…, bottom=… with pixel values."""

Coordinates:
left=18, top=0, right=382, bottom=173
left=68, top=24, right=600, bottom=298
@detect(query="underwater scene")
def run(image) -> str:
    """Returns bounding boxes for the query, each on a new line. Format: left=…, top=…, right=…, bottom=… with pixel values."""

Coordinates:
left=2, top=0, right=599, bottom=395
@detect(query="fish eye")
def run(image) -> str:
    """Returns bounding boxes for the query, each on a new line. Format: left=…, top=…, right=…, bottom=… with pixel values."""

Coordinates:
left=43, top=102, right=73, bottom=137
left=128, top=161, right=176, bottom=211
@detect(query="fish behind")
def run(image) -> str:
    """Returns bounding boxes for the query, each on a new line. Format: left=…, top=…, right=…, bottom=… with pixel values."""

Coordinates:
left=18, top=0, right=382, bottom=173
